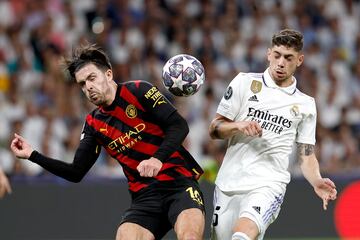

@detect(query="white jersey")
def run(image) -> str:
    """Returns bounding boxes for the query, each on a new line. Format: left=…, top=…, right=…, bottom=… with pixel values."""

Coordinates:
left=215, top=68, right=316, bottom=192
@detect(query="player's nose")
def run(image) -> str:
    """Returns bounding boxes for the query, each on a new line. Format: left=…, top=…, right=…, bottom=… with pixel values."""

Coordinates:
left=85, top=80, right=94, bottom=90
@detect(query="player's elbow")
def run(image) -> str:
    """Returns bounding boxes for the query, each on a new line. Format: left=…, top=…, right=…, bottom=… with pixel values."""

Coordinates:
left=182, top=119, right=189, bottom=136
left=209, top=130, right=217, bottom=139
left=173, top=114, right=189, bottom=137
left=69, top=176, right=83, bottom=183
left=209, top=122, right=220, bottom=139
left=66, top=171, right=86, bottom=183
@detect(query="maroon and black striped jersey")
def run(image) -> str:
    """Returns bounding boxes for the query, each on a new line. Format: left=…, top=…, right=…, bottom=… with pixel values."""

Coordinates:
left=82, top=80, right=203, bottom=192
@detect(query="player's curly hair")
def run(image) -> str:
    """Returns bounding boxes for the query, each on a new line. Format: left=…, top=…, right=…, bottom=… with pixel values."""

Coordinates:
left=271, top=29, right=303, bottom=52
left=63, top=43, right=112, bottom=81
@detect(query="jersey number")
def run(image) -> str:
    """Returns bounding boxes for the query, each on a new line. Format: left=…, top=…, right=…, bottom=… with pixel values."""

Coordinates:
left=212, top=205, right=221, bottom=226
left=186, top=187, right=203, bottom=205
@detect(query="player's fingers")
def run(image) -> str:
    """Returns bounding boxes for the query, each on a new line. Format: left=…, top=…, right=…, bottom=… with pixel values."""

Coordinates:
left=253, top=123, right=262, bottom=136
left=250, top=122, right=262, bottom=137
left=242, top=129, right=250, bottom=136
left=10, top=140, right=16, bottom=151
left=255, top=126, right=262, bottom=137
left=10, top=137, right=18, bottom=147
left=4, top=182, right=11, bottom=194
left=330, top=189, right=337, bottom=200
left=323, top=197, right=328, bottom=210
left=152, top=168, right=160, bottom=177
left=249, top=125, right=257, bottom=136
left=0, top=189, right=4, bottom=198
left=146, top=168, right=155, bottom=177
left=11, top=138, right=22, bottom=150
left=144, top=167, right=152, bottom=177
left=324, top=178, right=336, bottom=188
left=246, top=129, right=254, bottom=136
left=140, top=164, right=153, bottom=177
left=14, top=133, right=25, bottom=141
left=9, top=143, right=19, bottom=155
left=136, top=163, right=145, bottom=176
left=150, top=165, right=160, bottom=177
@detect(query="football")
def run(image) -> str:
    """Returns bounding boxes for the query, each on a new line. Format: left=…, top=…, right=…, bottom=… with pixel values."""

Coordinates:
left=162, top=54, right=205, bottom=97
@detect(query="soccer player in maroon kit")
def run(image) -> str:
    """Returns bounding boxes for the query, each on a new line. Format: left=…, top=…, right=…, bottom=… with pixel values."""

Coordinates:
left=10, top=44, right=205, bottom=240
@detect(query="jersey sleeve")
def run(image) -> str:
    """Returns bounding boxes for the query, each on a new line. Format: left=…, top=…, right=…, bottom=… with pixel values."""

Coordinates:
left=296, top=98, right=317, bottom=145
left=28, top=120, right=101, bottom=182
left=216, top=73, right=245, bottom=120
left=136, top=81, right=177, bottom=122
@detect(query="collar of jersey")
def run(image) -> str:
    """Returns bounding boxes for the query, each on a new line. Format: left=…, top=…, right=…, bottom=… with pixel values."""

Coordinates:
left=262, top=68, right=297, bottom=95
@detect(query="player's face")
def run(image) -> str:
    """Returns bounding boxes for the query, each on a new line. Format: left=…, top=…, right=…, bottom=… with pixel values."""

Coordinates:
left=267, top=45, right=304, bottom=86
left=75, top=63, right=113, bottom=106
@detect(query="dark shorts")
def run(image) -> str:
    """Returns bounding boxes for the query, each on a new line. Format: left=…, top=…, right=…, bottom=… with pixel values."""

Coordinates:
left=120, top=177, right=205, bottom=239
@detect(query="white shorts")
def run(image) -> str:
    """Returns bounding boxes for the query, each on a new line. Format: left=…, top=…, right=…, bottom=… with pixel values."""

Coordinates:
left=211, top=185, right=286, bottom=240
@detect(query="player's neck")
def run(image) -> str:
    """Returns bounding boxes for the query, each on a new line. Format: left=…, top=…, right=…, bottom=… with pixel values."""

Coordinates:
left=104, top=81, right=118, bottom=107
left=268, top=71, right=294, bottom=88
left=273, top=77, right=294, bottom=88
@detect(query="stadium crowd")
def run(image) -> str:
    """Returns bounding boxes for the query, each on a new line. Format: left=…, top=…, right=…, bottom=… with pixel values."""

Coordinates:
left=0, top=0, right=360, bottom=181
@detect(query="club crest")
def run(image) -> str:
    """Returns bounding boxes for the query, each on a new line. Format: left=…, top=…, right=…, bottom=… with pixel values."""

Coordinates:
left=290, top=105, right=299, bottom=117
left=126, top=104, right=137, bottom=118
left=250, top=80, right=262, bottom=94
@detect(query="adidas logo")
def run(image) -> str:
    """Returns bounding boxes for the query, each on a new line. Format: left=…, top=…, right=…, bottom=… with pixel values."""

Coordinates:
left=248, top=95, right=258, bottom=102
left=252, top=206, right=261, bottom=214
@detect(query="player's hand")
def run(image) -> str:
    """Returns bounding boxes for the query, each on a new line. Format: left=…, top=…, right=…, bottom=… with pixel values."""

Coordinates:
left=137, top=157, right=163, bottom=177
left=313, top=178, right=337, bottom=210
left=0, top=170, right=12, bottom=198
left=237, top=121, right=262, bottom=137
left=10, top=133, right=34, bottom=159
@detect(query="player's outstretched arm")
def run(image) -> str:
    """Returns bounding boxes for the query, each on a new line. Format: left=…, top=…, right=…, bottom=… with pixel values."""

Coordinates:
left=209, top=114, right=262, bottom=140
left=297, top=143, right=337, bottom=210
left=0, top=168, right=12, bottom=198
left=10, top=133, right=100, bottom=183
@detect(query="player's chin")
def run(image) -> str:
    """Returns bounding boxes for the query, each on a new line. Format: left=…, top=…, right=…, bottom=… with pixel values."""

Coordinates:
left=274, top=73, right=287, bottom=81
left=89, top=98, right=102, bottom=106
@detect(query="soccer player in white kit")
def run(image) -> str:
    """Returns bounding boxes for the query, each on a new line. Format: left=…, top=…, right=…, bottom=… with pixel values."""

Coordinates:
left=209, top=29, right=337, bottom=240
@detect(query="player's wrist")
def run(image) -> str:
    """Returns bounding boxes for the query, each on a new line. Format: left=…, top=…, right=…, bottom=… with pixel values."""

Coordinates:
left=28, top=150, right=38, bottom=160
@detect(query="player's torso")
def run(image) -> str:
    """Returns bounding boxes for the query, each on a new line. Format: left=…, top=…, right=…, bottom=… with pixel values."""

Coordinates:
left=216, top=72, right=315, bottom=190
left=90, top=88, right=165, bottom=161
left=85, top=81, right=202, bottom=192
left=236, top=76, right=303, bottom=142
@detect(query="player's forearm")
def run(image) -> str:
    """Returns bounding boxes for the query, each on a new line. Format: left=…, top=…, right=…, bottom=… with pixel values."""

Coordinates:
left=300, top=155, right=322, bottom=187
left=29, top=151, right=86, bottom=182
left=154, top=111, right=188, bottom=162
left=29, top=144, right=98, bottom=182
left=209, top=118, right=240, bottom=139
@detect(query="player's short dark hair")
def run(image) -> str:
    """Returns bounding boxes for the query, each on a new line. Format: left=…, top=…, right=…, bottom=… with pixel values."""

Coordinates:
left=271, top=29, right=303, bottom=52
left=64, top=43, right=112, bottom=81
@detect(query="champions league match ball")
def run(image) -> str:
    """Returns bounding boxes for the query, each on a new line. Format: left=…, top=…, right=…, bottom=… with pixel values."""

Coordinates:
left=162, top=54, right=205, bottom=97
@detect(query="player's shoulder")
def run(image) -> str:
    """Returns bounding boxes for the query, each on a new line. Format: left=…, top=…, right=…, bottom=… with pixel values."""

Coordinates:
left=120, top=80, right=158, bottom=98
left=294, top=88, right=315, bottom=103
left=84, top=108, right=100, bottom=127
left=122, top=80, right=153, bottom=90
left=231, top=71, right=263, bottom=86
left=294, top=88, right=316, bottom=111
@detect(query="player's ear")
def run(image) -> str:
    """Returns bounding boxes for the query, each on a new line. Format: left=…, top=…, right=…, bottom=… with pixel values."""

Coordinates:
left=297, top=54, right=304, bottom=67
left=266, top=48, right=271, bottom=61
left=105, top=69, right=113, bottom=81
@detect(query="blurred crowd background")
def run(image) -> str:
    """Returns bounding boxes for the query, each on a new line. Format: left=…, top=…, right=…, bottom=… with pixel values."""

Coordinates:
left=0, top=0, right=360, bottom=182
